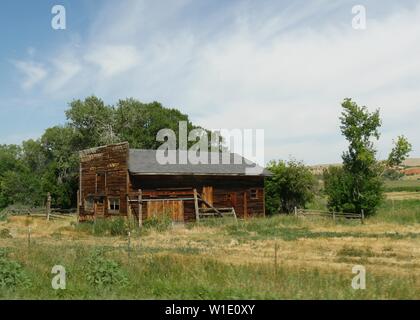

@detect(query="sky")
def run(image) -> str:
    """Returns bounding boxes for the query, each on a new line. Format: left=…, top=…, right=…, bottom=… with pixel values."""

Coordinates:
left=0, top=0, right=420, bottom=165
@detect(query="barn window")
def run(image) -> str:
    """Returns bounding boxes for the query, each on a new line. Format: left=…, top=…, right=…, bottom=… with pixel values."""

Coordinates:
left=108, top=197, right=120, bottom=214
left=250, top=189, right=258, bottom=200
left=84, top=196, right=94, bottom=211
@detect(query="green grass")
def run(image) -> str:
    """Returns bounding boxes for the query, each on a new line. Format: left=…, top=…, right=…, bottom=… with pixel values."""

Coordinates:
left=337, top=246, right=376, bottom=258
left=306, top=193, right=420, bottom=224
left=224, top=216, right=419, bottom=241
left=384, top=179, right=420, bottom=192
left=0, top=243, right=417, bottom=299
left=374, top=199, right=420, bottom=224
left=74, top=217, right=130, bottom=236
left=0, top=198, right=418, bottom=300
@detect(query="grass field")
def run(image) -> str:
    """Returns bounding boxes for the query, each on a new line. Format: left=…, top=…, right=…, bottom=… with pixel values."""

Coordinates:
left=384, top=179, right=420, bottom=192
left=0, top=200, right=419, bottom=299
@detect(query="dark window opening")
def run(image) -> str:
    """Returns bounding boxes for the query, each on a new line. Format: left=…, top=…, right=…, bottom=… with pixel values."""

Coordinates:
left=250, top=189, right=258, bottom=200
left=85, top=195, right=94, bottom=211
left=108, top=197, right=120, bottom=214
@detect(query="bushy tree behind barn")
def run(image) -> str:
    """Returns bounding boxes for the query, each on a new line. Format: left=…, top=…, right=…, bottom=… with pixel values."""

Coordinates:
left=265, top=160, right=316, bottom=214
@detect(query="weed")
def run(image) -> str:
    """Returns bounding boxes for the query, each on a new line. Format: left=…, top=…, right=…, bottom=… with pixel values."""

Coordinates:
left=0, top=254, right=31, bottom=289
left=86, top=249, right=128, bottom=287
left=0, top=228, right=12, bottom=239
left=143, top=213, right=172, bottom=232
left=75, top=217, right=128, bottom=236
left=337, top=246, right=375, bottom=258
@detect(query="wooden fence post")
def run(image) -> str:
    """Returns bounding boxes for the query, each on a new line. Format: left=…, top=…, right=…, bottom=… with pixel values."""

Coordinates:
left=294, top=206, right=297, bottom=217
left=138, top=189, right=142, bottom=228
left=332, top=211, right=336, bottom=222
left=274, top=242, right=278, bottom=275
left=194, top=189, right=200, bottom=222
left=76, top=190, right=80, bottom=217
left=126, top=195, right=131, bottom=220
left=46, top=192, right=51, bottom=221
left=127, top=231, right=131, bottom=259
left=27, top=226, right=31, bottom=247
left=361, top=209, right=365, bottom=224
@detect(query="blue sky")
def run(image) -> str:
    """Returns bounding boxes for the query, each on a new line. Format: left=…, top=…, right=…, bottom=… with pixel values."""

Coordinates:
left=1, top=0, right=420, bottom=164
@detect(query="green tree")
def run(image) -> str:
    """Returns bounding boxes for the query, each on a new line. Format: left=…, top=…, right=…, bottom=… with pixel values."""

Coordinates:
left=265, top=159, right=315, bottom=214
left=387, top=135, right=412, bottom=168
left=0, top=144, right=45, bottom=208
left=114, top=98, right=210, bottom=149
left=324, top=99, right=412, bottom=216
left=65, top=96, right=117, bottom=148
left=0, top=96, right=217, bottom=210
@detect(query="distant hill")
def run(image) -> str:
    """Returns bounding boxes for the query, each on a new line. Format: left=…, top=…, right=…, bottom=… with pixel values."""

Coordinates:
left=402, top=158, right=420, bottom=167
left=309, top=158, right=420, bottom=175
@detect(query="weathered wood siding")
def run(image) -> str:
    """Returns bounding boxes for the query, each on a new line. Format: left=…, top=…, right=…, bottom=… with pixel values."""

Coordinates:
left=79, top=142, right=129, bottom=219
left=79, top=142, right=266, bottom=222
left=129, top=175, right=265, bottom=221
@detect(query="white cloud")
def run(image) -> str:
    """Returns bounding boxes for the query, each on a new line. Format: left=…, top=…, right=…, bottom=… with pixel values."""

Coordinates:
left=10, top=0, right=420, bottom=163
left=45, top=57, right=82, bottom=93
left=84, top=45, right=141, bottom=77
left=13, top=60, right=48, bottom=90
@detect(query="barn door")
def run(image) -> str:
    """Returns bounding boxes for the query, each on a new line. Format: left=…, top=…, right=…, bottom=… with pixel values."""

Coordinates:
left=228, top=192, right=237, bottom=208
left=202, top=186, right=213, bottom=207
left=147, top=200, right=184, bottom=222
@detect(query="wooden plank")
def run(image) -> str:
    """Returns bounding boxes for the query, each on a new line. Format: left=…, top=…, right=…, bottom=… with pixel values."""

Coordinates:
left=243, top=191, right=248, bottom=219
left=202, top=186, right=214, bottom=207
left=193, top=188, right=199, bottom=222
left=138, top=189, right=142, bottom=228
left=126, top=195, right=131, bottom=220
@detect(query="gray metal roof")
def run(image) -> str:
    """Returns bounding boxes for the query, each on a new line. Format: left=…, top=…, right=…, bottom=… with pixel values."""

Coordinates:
left=128, top=149, right=270, bottom=176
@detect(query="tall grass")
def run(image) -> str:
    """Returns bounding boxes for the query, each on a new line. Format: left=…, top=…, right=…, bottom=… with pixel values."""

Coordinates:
left=0, top=243, right=417, bottom=299
left=0, top=198, right=418, bottom=299
left=384, top=179, right=420, bottom=192
left=306, top=192, right=419, bottom=224
left=374, top=199, right=420, bottom=224
left=74, top=217, right=129, bottom=236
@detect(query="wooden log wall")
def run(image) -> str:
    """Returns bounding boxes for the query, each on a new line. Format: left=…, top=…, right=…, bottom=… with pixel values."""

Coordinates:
left=79, top=142, right=266, bottom=222
left=79, top=142, right=129, bottom=217
left=129, top=175, right=265, bottom=221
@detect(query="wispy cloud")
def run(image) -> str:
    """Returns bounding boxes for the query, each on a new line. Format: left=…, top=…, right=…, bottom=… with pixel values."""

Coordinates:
left=13, top=60, right=48, bottom=90
left=9, top=0, right=420, bottom=163
left=84, top=45, right=141, bottom=77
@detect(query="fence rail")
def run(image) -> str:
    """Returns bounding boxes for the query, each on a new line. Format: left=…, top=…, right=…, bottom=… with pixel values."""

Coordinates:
left=294, top=207, right=364, bottom=224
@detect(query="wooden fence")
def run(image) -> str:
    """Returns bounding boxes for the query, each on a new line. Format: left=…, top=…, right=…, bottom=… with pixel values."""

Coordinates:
left=294, top=207, right=365, bottom=224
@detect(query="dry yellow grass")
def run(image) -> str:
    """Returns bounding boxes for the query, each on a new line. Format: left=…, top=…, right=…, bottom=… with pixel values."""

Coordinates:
left=1, top=215, right=418, bottom=282
left=385, top=192, right=420, bottom=200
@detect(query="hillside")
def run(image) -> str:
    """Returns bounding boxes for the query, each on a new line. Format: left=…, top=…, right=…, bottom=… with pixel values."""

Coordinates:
left=309, top=158, right=420, bottom=176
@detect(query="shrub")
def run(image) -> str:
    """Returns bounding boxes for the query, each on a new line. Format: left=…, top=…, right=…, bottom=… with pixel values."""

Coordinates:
left=337, top=246, right=375, bottom=258
left=75, top=217, right=128, bottom=236
left=86, top=250, right=128, bottom=287
left=143, top=212, right=172, bottom=232
left=0, top=211, right=8, bottom=222
left=0, top=228, right=12, bottom=239
left=0, top=253, right=31, bottom=289
left=323, top=165, right=383, bottom=215
left=382, top=168, right=404, bottom=181
left=265, top=160, right=316, bottom=214
left=109, top=217, right=127, bottom=236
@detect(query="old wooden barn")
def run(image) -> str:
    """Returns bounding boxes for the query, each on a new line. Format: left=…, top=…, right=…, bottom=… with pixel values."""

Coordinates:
left=78, top=142, right=270, bottom=223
